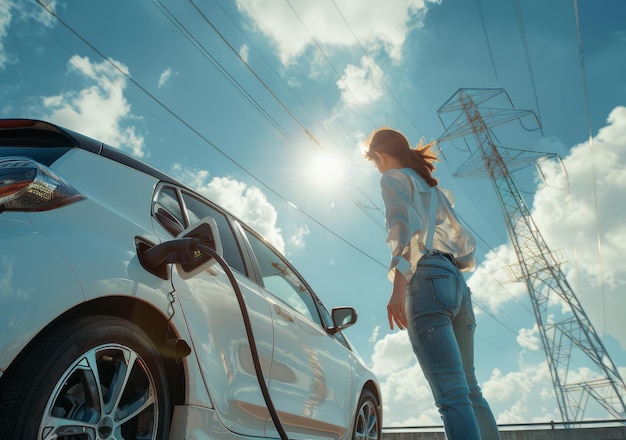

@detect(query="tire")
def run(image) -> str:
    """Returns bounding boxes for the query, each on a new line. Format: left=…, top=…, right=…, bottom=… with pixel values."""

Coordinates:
left=353, top=389, right=381, bottom=440
left=0, top=315, right=170, bottom=440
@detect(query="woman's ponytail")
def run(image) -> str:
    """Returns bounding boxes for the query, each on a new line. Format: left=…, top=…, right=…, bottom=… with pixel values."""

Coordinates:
left=365, top=128, right=439, bottom=186
left=408, top=144, right=438, bottom=187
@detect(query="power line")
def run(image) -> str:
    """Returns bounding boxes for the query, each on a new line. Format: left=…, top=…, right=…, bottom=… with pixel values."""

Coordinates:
left=330, top=0, right=424, bottom=136
left=513, top=0, right=544, bottom=136
left=187, top=0, right=387, bottom=228
left=151, top=0, right=293, bottom=147
left=35, top=0, right=388, bottom=270
left=573, top=0, right=605, bottom=333
left=209, top=0, right=332, bottom=148
left=284, top=0, right=377, bottom=128
left=187, top=0, right=323, bottom=150
left=473, top=300, right=537, bottom=348
left=475, top=0, right=499, bottom=82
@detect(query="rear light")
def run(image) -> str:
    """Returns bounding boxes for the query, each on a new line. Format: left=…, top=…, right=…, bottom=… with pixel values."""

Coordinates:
left=0, top=119, right=37, bottom=129
left=0, top=119, right=60, bottom=131
left=0, top=157, right=85, bottom=212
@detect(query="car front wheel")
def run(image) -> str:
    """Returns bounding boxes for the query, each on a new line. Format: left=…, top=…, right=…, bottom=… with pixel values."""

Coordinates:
left=353, top=389, right=380, bottom=440
left=0, top=315, right=170, bottom=440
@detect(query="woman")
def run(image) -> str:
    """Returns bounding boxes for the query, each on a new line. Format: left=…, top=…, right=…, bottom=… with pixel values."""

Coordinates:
left=365, top=128, right=501, bottom=440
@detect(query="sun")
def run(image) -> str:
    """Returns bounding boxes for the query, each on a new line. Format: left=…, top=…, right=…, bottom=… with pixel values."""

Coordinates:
left=306, top=151, right=346, bottom=189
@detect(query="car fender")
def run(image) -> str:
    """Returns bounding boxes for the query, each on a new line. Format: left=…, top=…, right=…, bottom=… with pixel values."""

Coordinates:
left=0, top=213, right=85, bottom=373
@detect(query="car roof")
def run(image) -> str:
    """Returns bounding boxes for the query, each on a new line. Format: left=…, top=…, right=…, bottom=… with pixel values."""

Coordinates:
left=0, top=118, right=181, bottom=186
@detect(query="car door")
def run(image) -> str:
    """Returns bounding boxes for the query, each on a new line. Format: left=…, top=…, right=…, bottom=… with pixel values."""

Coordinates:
left=151, top=185, right=275, bottom=437
left=241, top=227, right=355, bottom=440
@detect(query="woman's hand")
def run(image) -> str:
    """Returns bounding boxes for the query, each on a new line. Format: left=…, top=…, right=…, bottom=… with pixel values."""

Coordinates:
left=387, top=271, right=408, bottom=330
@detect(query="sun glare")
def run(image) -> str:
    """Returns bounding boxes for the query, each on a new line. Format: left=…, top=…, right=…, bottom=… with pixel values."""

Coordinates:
left=306, top=151, right=345, bottom=188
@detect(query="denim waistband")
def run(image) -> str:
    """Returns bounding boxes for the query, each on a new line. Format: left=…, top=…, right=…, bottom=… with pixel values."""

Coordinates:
left=422, top=249, right=457, bottom=266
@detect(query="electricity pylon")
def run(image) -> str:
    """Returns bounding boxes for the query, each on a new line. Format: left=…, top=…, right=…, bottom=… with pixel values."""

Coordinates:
left=436, top=88, right=626, bottom=423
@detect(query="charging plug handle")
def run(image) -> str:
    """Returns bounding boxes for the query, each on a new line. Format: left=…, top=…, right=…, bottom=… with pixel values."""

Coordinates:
left=140, top=238, right=200, bottom=276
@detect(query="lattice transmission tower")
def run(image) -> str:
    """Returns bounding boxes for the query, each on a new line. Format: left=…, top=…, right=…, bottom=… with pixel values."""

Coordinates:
left=436, top=88, right=626, bottom=423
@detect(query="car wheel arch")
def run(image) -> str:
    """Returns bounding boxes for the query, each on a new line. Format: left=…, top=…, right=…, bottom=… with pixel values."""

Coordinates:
left=353, top=384, right=383, bottom=440
left=364, top=380, right=382, bottom=417
left=363, top=380, right=381, bottom=408
left=2, top=296, right=187, bottom=412
left=80, top=297, right=187, bottom=405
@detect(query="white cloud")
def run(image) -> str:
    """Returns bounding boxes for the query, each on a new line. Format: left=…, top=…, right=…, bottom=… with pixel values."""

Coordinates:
left=337, top=56, right=384, bottom=107
left=289, top=224, right=309, bottom=248
left=368, top=325, right=380, bottom=343
left=370, top=331, right=414, bottom=377
left=483, top=367, right=536, bottom=404
left=484, top=364, right=561, bottom=424
left=38, top=55, right=147, bottom=158
left=236, top=0, right=438, bottom=65
left=239, top=43, right=250, bottom=63
left=516, top=324, right=541, bottom=351
left=370, top=336, right=441, bottom=426
left=467, top=244, right=527, bottom=314
left=23, top=0, right=58, bottom=28
left=380, top=362, right=441, bottom=427
left=170, top=165, right=287, bottom=254
left=235, top=1, right=439, bottom=119
left=158, top=67, right=176, bottom=88
left=0, top=0, right=59, bottom=69
left=0, top=0, right=11, bottom=69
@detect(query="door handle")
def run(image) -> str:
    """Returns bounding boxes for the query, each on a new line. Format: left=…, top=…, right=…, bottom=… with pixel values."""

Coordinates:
left=274, top=304, right=294, bottom=322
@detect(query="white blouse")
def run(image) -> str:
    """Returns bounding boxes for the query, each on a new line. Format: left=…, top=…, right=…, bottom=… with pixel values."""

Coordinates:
left=380, top=168, right=476, bottom=283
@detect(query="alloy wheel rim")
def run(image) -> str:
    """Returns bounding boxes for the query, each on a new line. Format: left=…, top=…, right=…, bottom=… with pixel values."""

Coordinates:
left=354, top=399, right=379, bottom=440
left=39, top=343, right=159, bottom=440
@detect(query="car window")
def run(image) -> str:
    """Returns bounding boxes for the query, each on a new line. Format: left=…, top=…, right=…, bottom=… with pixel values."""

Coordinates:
left=153, top=185, right=247, bottom=275
left=180, top=192, right=247, bottom=276
left=243, top=228, right=322, bottom=326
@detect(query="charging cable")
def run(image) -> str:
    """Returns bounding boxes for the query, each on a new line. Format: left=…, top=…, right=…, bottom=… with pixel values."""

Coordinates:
left=194, top=244, right=290, bottom=440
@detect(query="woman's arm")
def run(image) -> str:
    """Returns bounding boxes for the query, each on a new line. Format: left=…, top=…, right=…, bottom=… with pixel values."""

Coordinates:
left=381, top=170, right=420, bottom=282
left=387, top=268, right=409, bottom=330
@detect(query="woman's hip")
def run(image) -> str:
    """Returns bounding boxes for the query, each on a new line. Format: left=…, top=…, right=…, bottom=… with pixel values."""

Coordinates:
left=409, top=250, right=469, bottom=314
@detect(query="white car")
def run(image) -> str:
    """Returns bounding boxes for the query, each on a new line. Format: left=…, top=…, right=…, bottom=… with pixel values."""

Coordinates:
left=0, top=119, right=381, bottom=440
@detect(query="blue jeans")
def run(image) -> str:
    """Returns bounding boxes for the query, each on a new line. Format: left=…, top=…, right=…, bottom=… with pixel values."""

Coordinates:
left=406, top=250, right=501, bottom=440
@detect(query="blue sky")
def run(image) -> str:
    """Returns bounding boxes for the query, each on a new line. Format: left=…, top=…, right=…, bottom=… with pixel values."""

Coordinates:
left=2, top=0, right=626, bottom=427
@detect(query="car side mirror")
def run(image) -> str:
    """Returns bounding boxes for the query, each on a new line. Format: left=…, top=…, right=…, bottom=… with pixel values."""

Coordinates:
left=328, top=307, right=358, bottom=335
left=175, top=216, right=223, bottom=279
